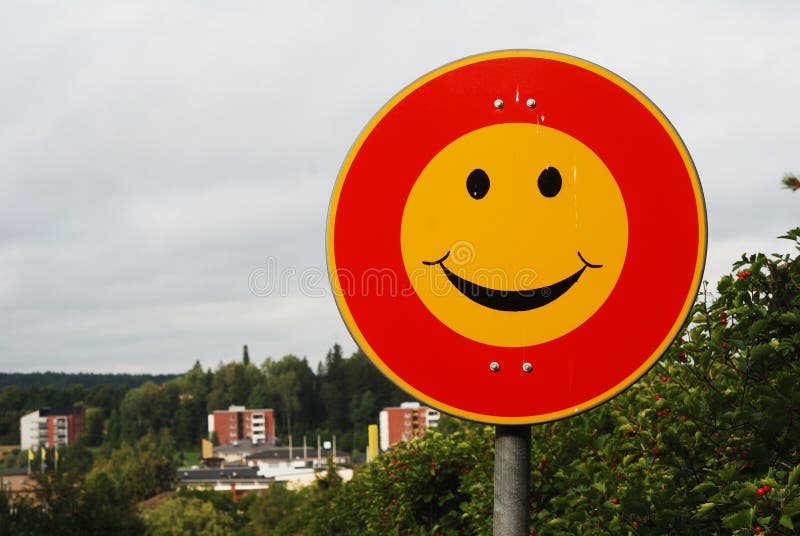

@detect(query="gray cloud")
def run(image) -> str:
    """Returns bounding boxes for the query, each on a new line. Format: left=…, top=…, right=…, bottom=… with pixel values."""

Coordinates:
left=1, top=1, right=798, bottom=373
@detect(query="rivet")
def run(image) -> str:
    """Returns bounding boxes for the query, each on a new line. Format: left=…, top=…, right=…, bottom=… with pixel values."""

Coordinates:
left=493, top=98, right=504, bottom=109
left=489, top=361, right=500, bottom=372
left=522, top=362, right=533, bottom=373
left=526, top=98, right=536, bottom=109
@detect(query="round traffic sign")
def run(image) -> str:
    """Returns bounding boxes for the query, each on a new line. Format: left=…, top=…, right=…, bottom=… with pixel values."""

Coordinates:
left=327, top=50, right=706, bottom=424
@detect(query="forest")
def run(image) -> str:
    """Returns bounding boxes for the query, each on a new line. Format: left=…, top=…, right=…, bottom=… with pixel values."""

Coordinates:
left=0, top=344, right=409, bottom=460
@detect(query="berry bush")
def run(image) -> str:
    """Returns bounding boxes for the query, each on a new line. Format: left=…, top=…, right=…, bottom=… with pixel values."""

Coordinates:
left=305, top=227, right=800, bottom=535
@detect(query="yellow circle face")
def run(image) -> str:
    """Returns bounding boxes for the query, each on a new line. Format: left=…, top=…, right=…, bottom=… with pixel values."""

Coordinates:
left=400, top=123, right=629, bottom=347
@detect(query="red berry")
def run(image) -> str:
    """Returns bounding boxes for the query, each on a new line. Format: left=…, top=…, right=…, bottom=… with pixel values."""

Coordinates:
left=762, top=485, right=771, bottom=492
left=661, top=375, right=668, bottom=382
left=611, top=497, right=619, bottom=504
left=542, top=456, right=548, bottom=463
left=721, top=318, right=728, bottom=324
left=757, top=488, right=765, bottom=496
left=663, top=409, right=669, bottom=415
left=632, top=521, right=638, bottom=526
left=655, top=394, right=660, bottom=400
left=722, top=343, right=729, bottom=349
left=682, top=415, right=688, bottom=421
left=657, top=411, right=662, bottom=417
left=755, top=525, right=762, bottom=533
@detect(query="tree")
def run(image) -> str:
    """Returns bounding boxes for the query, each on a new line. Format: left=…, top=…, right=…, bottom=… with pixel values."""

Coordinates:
left=0, top=486, right=42, bottom=535
left=1, top=451, right=143, bottom=535
left=308, top=424, right=493, bottom=535
left=207, top=362, right=253, bottom=410
left=58, top=435, right=94, bottom=474
left=141, top=496, right=235, bottom=536
left=242, top=485, right=308, bottom=536
left=243, top=469, right=344, bottom=536
left=264, top=364, right=301, bottom=439
left=175, top=395, right=207, bottom=448
left=118, top=382, right=163, bottom=442
left=179, top=360, right=211, bottom=399
left=89, top=430, right=177, bottom=503
left=85, top=407, right=105, bottom=446
left=318, top=345, right=348, bottom=433
left=85, top=383, right=126, bottom=415
left=782, top=172, right=800, bottom=192
left=261, top=354, right=320, bottom=437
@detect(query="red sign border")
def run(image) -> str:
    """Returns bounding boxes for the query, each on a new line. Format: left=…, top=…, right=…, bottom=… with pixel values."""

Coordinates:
left=327, top=50, right=707, bottom=424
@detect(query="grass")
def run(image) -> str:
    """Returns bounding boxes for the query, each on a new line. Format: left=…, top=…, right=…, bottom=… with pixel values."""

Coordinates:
left=179, top=449, right=202, bottom=468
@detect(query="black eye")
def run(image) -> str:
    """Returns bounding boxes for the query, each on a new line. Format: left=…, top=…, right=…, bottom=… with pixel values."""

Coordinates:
left=537, top=167, right=562, bottom=197
left=466, top=168, right=490, bottom=199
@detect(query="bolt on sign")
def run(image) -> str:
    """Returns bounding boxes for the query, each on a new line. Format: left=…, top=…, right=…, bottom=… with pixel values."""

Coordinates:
left=327, top=50, right=706, bottom=424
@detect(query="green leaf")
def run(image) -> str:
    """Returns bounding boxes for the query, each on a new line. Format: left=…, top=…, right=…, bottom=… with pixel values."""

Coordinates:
left=780, top=514, right=795, bottom=530
left=736, top=483, right=759, bottom=500
left=691, top=482, right=718, bottom=495
left=778, top=312, right=800, bottom=326
left=748, top=319, right=769, bottom=338
left=695, top=502, right=716, bottom=518
left=721, top=508, right=753, bottom=529
left=782, top=496, right=800, bottom=517
left=788, top=464, right=800, bottom=487
left=622, top=454, right=638, bottom=466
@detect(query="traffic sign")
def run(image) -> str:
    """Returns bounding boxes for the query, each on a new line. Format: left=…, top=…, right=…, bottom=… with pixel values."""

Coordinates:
left=327, top=50, right=706, bottom=424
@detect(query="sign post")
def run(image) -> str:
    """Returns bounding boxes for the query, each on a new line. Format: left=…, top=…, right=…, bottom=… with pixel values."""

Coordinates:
left=328, top=50, right=706, bottom=533
left=494, top=425, right=531, bottom=535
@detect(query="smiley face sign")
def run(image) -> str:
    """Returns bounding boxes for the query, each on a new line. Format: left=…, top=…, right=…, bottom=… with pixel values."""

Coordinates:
left=328, top=50, right=706, bottom=424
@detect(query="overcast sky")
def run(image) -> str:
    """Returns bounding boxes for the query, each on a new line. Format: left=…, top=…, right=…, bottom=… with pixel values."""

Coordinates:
left=1, top=2, right=798, bottom=374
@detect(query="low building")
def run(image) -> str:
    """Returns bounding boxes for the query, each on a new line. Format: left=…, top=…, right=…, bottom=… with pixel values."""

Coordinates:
left=379, top=402, right=440, bottom=451
left=0, top=469, right=35, bottom=498
left=178, top=466, right=273, bottom=496
left=20, top=407, right=86, bottom=450
left=180, top=440, right=353, bottom=493
left=247, top=444, right=350, bottom=473
left=207, top=405, right=275, bottom=446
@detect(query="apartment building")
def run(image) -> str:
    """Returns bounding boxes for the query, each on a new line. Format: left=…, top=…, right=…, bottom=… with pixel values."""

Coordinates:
left=379, top=402, right=440, bottom=451
left=19, top=407, right=86, bottom=450
left=208, top=405, right=275, bottom=446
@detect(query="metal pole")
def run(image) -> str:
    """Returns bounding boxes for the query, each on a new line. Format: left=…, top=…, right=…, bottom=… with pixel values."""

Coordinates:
left=494, top=425, right=531, bottom=536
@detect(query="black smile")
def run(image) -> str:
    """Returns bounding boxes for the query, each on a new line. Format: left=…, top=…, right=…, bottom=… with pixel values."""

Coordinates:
left=422, top=252, right=602, bottom=312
